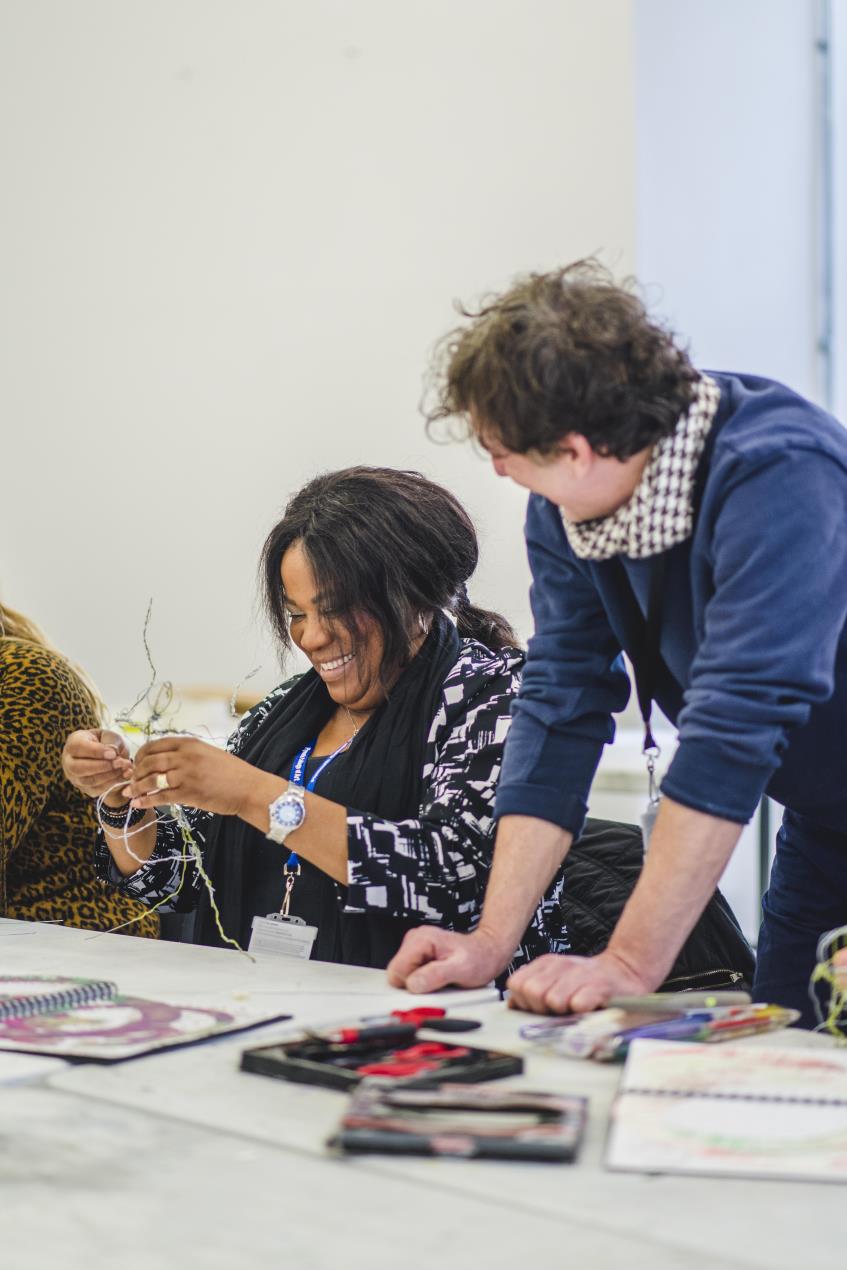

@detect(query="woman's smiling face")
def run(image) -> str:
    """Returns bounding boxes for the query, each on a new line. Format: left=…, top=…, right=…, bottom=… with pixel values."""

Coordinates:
left=280, top=540, right=388, bottom=714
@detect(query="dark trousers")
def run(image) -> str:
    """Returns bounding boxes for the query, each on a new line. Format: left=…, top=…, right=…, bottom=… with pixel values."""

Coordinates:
left=754, top=809, right=847, bottom=1028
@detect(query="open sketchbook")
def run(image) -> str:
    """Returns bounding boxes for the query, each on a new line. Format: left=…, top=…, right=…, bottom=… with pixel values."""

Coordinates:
left=0, top=976, right=291, bottom=1062
left=606, top=1037, right=847, bottom=1183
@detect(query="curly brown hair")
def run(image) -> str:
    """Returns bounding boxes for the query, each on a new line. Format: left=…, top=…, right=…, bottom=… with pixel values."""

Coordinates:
left=425, top=259, right=698, bottom=461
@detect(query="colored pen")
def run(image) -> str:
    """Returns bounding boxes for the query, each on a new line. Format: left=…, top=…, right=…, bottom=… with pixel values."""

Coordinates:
left=361, top=1007, right=482, bottom=1033
left=548, top=1009, right=631, bottom=1059
left=318, top=1024, right=419, bottom=1046
left=595, top=1005, right=799, bottom=1060
left=608, top=991, right=752, bottom=1012
left=593, top=1017, right=710, bottom=1061
left=619, top=1017, right=708, bottom=1042
left=703, top=1005, right=799, bottom=1040
left=364, top=1007, right=447, bottom=1025
left=519, top=1016, right=584, bottom=1040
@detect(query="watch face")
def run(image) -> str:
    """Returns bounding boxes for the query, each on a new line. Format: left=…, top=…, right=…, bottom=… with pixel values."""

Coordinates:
left=271, top=795, right=306, bottom=832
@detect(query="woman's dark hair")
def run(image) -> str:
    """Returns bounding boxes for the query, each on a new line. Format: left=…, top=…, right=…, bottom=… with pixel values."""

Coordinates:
left=261, top=467, right=518, bottom=678
left=425, top=259, right=698, bottom=460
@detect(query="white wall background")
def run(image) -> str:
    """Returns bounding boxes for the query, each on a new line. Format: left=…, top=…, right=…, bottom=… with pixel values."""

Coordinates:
left=4, top=1, right=842, bottom=943
left=0, top=0, right=635, bottom=706
left=631, top=0, right=840, bottom=937
left=633, top=0, right=821, bottom=401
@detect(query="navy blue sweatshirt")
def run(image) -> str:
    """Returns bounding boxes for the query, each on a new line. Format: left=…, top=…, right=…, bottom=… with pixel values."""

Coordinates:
left=495, top=372, right=847, bottom=836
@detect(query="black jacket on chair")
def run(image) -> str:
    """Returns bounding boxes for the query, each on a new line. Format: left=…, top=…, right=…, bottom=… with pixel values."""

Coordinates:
left=559, top=818, right=756, bottom=992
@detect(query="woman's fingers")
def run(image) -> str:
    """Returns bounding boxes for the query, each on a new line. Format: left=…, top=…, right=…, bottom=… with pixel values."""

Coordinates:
left=68, top=751, right=131, bottom=773
left=129, top=738, right=194, bottom=790
left=131, top=751, right=181, bottom=782
left=64, top=730, right=130, bottom=767
left=124, top=751, right=183, bottom=805
left=63, top=729, right=139, bottom=804
left=128, top=769, right=182, bottom=806
left=63, top=729, right=132, bottom=797
left=89, top=729, right=130, bottom=761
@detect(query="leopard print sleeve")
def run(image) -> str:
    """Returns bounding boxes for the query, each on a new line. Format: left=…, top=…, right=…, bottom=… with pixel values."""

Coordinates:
left=1, top=638, right=157, bottom=935
left=0, top=643, right=81, bottom=860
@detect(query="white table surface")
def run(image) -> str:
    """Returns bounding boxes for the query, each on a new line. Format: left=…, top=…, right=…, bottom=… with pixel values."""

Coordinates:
left=1, top=919, right=843, bottom=1270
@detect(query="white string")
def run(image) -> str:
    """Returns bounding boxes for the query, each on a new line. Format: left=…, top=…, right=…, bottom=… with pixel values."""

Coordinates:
left=95, top=781, right=195, bottom=863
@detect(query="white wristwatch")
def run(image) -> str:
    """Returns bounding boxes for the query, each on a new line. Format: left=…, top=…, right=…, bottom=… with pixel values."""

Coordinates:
left=266, top=785, right=306, bottom=845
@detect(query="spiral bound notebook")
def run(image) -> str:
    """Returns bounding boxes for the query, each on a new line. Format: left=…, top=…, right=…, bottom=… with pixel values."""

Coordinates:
left=606, top=1038, right=847, bottom=1183
left=0, top=975, right=290, bottom=1061
left=0, top=976, right=118, bottom=1021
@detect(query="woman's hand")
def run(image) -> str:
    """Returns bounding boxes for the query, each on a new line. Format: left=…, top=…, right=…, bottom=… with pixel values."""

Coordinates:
left=62, top=729, right=134, bottom=806
left=124, top=736, right=266, bottom=818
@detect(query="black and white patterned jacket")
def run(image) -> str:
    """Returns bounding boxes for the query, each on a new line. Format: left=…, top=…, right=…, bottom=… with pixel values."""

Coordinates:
left=95, top=640, right=570, bottom=968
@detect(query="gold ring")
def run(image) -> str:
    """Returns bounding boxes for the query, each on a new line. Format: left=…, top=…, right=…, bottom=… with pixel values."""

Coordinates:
left=155, top=773, right=170, bottom=791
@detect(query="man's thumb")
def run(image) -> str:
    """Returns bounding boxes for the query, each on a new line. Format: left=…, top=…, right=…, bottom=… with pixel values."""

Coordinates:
left=406, top=959, right=456, bottom=994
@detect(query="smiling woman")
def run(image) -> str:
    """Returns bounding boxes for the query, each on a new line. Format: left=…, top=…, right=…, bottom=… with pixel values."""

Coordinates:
left=61, top=468, right=569, bottom=970
left=279, top=540, right=405, bottom=723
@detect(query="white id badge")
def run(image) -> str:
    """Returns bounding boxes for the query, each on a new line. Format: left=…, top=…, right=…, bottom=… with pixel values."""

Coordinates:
left=641, top=797, right=660, bottom=851
left=248, top=914, right=318, bottom=960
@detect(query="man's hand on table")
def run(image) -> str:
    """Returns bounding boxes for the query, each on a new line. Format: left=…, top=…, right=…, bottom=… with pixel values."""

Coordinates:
left=386, top=928, right=508, bottom=993
left=505, top=948, right=654, bottom=1013
left=387, top=927, right=656, bottom=1014
left=388, top=815, right=572, bottom=995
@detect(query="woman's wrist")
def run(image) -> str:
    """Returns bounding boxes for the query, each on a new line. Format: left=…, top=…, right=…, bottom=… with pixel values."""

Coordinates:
left=101, top=790, right=132, bottom=810
left=239, top=771, right=288, bottom=832
left=99, top=800, right=148, bottom=830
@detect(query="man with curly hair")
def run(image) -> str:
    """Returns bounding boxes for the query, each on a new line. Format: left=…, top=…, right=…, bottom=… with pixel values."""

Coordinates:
left=388, top=261, right=847, bottom=1027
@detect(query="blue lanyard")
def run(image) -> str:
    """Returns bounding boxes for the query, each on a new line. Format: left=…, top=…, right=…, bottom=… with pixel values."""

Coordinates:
left=285, top=736, right=351, bottom=869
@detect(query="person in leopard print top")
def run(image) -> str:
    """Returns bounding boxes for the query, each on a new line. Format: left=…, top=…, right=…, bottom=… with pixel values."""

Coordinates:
left=0, top=604, right=157, bottom=936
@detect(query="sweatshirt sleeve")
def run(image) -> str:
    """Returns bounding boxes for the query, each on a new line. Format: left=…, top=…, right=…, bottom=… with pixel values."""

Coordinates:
left=663, top=446, right=847, bottom=822
left=494, top=495, right=631, bottom=835
left=343, top=652, right=520, bottom=929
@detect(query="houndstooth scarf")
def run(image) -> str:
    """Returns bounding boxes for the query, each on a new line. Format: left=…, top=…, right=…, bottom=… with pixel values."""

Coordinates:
left=561, top=373, right=721, bottom=560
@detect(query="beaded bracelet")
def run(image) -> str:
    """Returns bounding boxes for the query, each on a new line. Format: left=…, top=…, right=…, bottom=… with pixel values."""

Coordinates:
left=99, top=801, right=147, bottom=830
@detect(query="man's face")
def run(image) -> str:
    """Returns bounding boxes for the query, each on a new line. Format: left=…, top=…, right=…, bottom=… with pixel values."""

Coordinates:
left=473, top=410, right=650, bottom=522
left=476, top=429, right=576, bottom=505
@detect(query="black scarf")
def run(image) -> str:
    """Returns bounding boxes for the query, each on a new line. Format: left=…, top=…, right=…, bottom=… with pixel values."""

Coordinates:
left=192, top=613, right=461, bottom=967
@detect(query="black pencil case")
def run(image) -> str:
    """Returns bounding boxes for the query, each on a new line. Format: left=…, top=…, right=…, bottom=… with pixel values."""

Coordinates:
left=240, top=1033, right=523, bottom=1091
left=329, top=1082, right=588, bottom=1162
